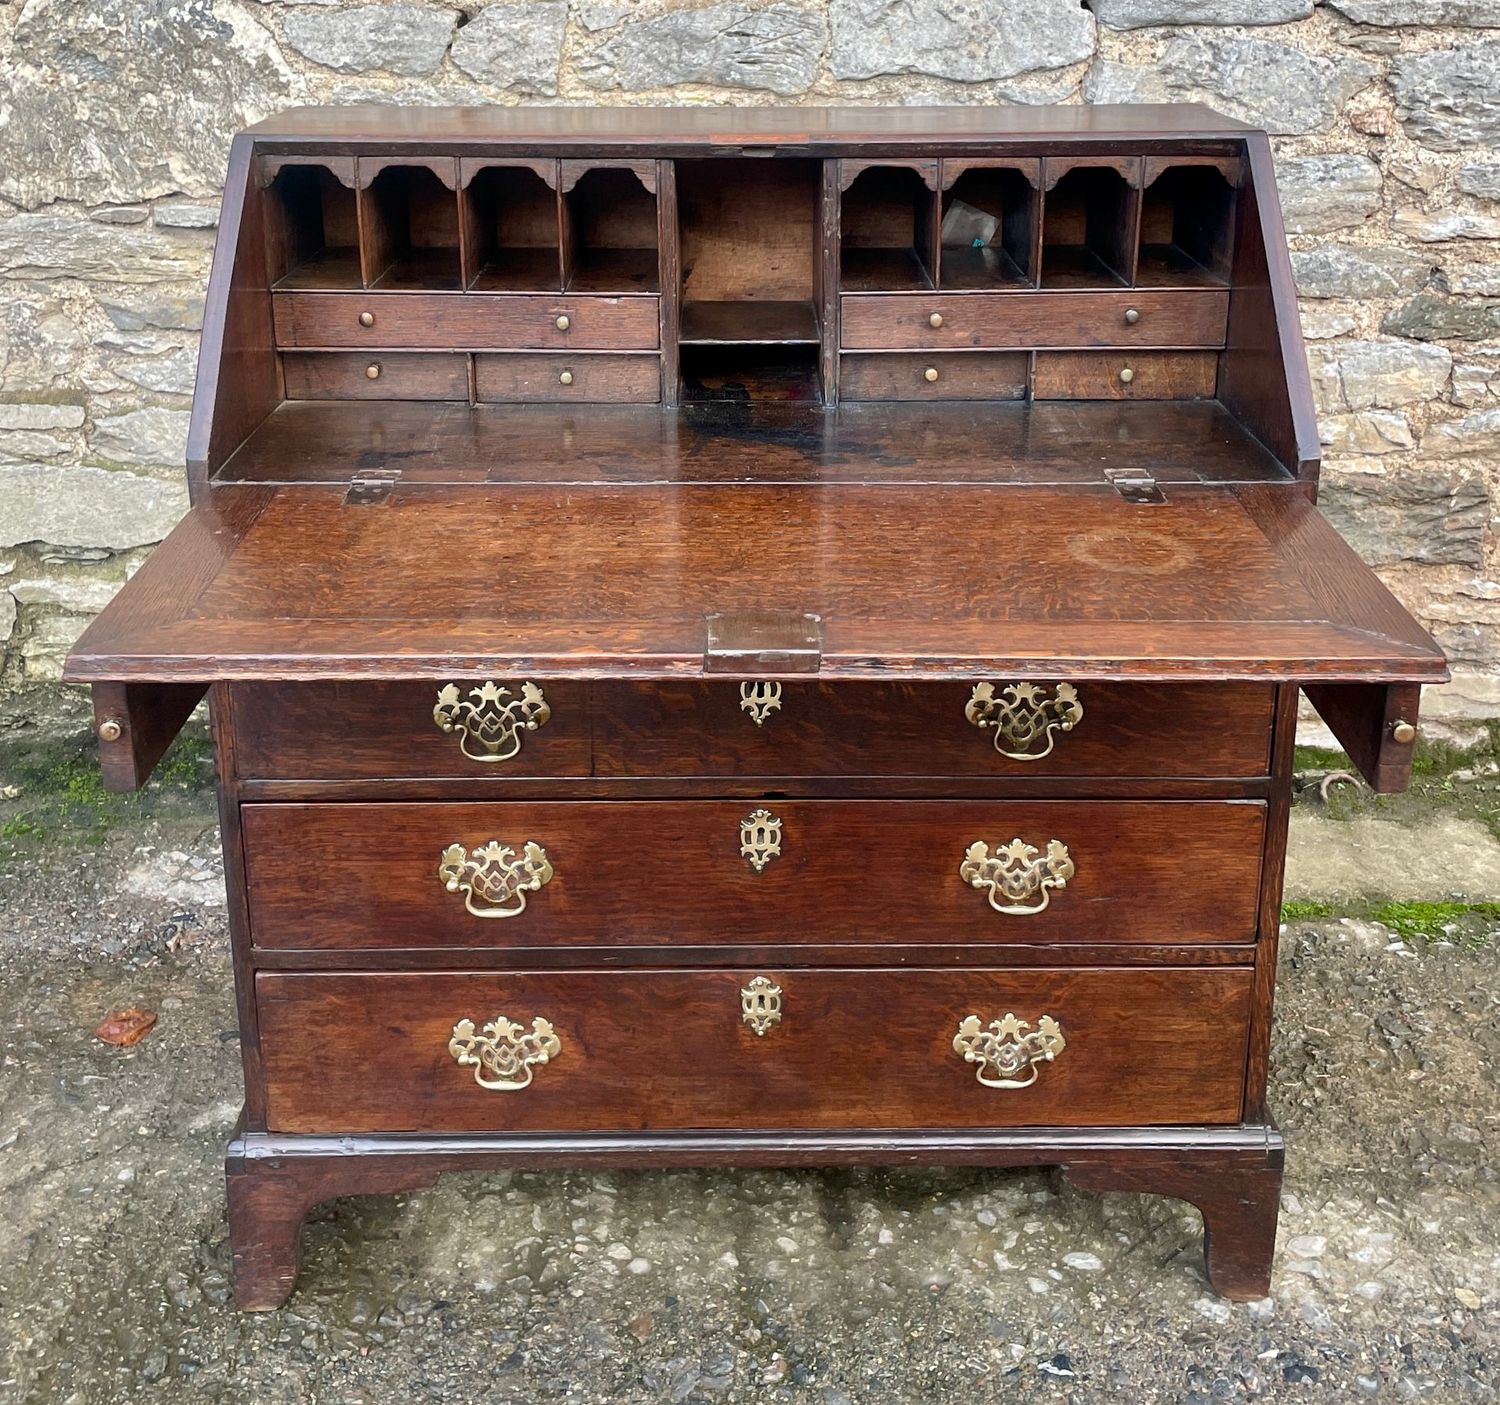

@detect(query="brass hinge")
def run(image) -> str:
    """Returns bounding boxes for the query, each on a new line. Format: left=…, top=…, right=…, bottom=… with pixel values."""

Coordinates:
left=344, top=468, right=402, bottom=506
left=1104, top=467, right=1165, bottom=504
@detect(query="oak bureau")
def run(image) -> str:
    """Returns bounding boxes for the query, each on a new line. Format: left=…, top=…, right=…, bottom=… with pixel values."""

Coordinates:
left=64, top=105, right=1447, bottom=1310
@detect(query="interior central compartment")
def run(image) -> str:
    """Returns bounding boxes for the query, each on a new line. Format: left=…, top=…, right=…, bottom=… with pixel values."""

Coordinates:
left=677, top=158, right=823, bottom=401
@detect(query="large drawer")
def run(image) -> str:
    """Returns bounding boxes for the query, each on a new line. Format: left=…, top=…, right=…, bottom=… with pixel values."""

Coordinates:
left=241, top=799, right=1266, bottom=949
left=272, top=292, right=660, bottom=350
left=839, top=290, right=1228, bottom=351
left=229, top=681, right=1276, bottom=781
left=257, top=967, right=1253, bottom=1132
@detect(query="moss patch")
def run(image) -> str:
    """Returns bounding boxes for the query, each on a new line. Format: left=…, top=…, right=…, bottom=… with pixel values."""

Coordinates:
left=0, top=720, right=213, bottom=867
left=1281, top=897, right=1500, bottom=950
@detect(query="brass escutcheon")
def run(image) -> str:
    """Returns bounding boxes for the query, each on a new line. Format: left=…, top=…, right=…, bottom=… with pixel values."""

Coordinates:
left=965, top=681, right=1083, bottom=760
left=739, top=681, right=782, bottom=727
left=433, top=680, right=550, bottom=763
left=449, top=1015, right=560, bottom=1090
left=953, top=1013, right=1065, bottom=1089
left=439, top=840, right=554, bottom=918
left=960, top=837, right=1074, bottom=915
left=740, top=808, right=783, bottom=873
left=741, top=976, right=783, bottom=1036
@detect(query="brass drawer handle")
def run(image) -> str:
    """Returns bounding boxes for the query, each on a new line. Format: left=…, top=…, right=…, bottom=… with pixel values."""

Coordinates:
left=960, top=838, right=1074, bottom=915
left=1119, top=366, right=1135, bottom=385
left=953, top=1014, right=1065, bottom=1089
left=358, top=310, right=376, bottom=328
left=365, top=362, right=381, bottom=380
left=555, top=314, right=570, bottom=331
left=433, top=680, right=550, bottom=762
left=559, top=369, right=574, bottom=385
left=923, top=366, right=939, bottom=383
left=439, top=840, right=554, bottom=918
left=965, top=681, right=1082, bottom=760
left=1123, top=307, right=1140, bottom=326
left=450, top=1015, right=560, bottom=1090
left=928, top=311, right=944, bottom=328
left=741, top=976, right=783, bottom=1036
left=739, top=680, right=782, bottom=726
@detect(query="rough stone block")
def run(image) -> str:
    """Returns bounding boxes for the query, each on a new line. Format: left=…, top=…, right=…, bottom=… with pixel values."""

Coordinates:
left=283, top=4, right=459, bottom=75
left=0, top=464, right=188, bottom=549
left=0, top=0, right=297, bottom=210
left=1392, top=43, right=1500, bottom=152
left=1277, top=155, right=1382, bottom=235
left=1319, top=410, right=1416, bottom=456
left=1092, top=0, right=1310, bottom=26
left=1392, top=209, right=1500, bottom=242
left=1423, top=406, right=1500, bottom=457
left=1383, top=295, right=1500, bottom=342
left=1329, top=0, right=1500, bottom=23
left=451, top=2, right=568, bottom=95
left=0, top=215, right=204, bottom=284
left=1306, top=340, right=1453, bottom=413
left=1086, top=37, right=1374, bottom=135
left=831, top=0, right=1093, bottom=83
left=1291, top=245, right=1433, bottom=300
left=89, top=408, right=191, bottom=469
left=1319, top=468, right=1488, bottom=568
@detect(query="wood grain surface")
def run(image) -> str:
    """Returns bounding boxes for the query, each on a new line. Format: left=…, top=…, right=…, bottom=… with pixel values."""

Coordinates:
left=256, top=966, right=1254, bottom=1132
left=239, top=798, right=1266, bottom=948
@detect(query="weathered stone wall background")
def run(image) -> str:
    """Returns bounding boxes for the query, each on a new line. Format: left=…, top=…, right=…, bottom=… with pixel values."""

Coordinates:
left=2, top=0, right=1498, bottom=713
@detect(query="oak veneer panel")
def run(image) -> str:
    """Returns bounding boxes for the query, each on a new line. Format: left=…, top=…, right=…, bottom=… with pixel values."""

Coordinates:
left=210, top=400, right=1290, bottom=487
left=230, top=681, right=592, bottom=779
left=64, top=483, right=1447, bottom=684
left=240, top=798, right=1266, bottom=948
left=273, top=292, right=660, bottom=350
left=592, top=681, right=1274, bottom=778
left=256, top=967, right=1254, bottom=1132
left=840, top=290, right=1227, bottom=351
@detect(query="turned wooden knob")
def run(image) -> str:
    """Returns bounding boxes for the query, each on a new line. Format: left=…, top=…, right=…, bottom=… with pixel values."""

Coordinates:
left=1391, top=719, right=1417, bottom=744
left=358, top=310, right=375, bottom=328
left=924, top=367, right=939, bottom=383
left=928, top=312, right=944, bottom=329
left=1118, top=367, right=1135, bottom=385
left=559, top=370, right=574, bottom=385
left=97, top=718, right=123, bottom=743
left=1124, top=307, right=1140, bottom=326
left=365, top=363, right=381, bottom=380
left=555, top=314, right=570, bottom=331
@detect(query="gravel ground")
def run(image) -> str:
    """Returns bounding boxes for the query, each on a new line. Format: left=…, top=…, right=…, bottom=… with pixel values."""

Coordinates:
left=0, top=692, right=1497, bottom=1403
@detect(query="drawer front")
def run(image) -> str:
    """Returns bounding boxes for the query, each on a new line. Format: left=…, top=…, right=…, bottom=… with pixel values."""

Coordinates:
left=840, top=352, right=1027, bottom=401
left=229, top=682, right=592, bottom=780
left=241, top=799, right=1266, bottom=949
left=1033, top=351, right=1218, bottom=400
left=840, top=290, right=1228, bottom=351
left=593, top=682, right=1275, bottom=779
left=282, top=351, right=469, bottom=401
left=474, top=353, right=660, bottom=404
left=258, top=966, right=1253, bottom=1132
left=273, top=293, right=661, bottom=350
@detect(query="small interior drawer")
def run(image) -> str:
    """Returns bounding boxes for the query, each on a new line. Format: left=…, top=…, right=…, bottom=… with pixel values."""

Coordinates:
left=257, top=966, right=1254, bottom=1132
left=282, top=351, right=469, bottom=401
left=240, top=798, right=1266, bottom=950
left=1033, top=351, right=1219, bottom=400
left=474, top=353, right=660, bottom=404
left=840, top=352, right=1026, bottom=401
left=273, top=292, right=661, bottom=350
left=839, top=290, right=1229, bottom=351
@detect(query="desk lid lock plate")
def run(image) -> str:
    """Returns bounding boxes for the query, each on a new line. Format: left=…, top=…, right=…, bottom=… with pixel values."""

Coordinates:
left=705, top=611, right=823, bottom=675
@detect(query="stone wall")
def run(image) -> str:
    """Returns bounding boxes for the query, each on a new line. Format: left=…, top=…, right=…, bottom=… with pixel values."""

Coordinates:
left=2, top=1, right=1497, bottom=715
